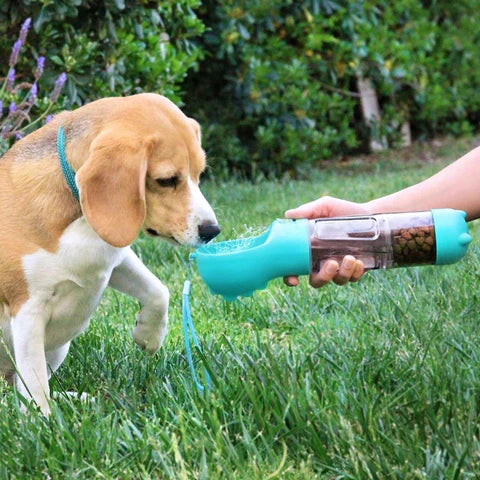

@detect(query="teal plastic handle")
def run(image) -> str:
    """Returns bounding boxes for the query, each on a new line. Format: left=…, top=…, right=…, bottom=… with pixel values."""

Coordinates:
left=432, top=209, right=472, bottom=265
left=194, top=219, right=311, bottom=301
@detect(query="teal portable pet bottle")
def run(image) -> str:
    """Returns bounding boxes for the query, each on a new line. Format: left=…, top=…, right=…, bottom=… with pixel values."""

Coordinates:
left=193, top=209, right=472, bottom=301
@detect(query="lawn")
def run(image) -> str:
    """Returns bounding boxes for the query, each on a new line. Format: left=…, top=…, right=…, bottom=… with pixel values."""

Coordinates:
left=1, top=138, right=480, bottom=479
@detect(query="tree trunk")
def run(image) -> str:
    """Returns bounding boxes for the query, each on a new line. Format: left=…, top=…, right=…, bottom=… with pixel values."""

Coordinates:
left=400, top=120, right=412, bottom=148
left=357, top=77, right=386, bottom=152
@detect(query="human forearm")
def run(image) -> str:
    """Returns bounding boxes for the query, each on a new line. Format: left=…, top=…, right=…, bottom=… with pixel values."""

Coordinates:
left=364, top=147, right=480, bottom=221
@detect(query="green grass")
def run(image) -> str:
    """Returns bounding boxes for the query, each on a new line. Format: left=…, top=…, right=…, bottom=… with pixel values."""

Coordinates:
left=2, top=138, right=480, bottom=479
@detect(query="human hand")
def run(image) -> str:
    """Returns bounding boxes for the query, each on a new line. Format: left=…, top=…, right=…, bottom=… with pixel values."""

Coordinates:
left=284, top=196, right=370, bottom=288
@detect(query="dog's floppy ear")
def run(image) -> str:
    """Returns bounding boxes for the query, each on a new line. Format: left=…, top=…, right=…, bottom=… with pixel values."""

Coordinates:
left=189, top=118, right=201, bottom=143
left=76, top=130, right=149, bottom=248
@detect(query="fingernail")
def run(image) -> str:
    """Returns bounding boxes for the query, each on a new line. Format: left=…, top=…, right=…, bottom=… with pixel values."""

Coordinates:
left=343, top=257, right=354, bottom=269
left=326, top=262, right=338, bottom=275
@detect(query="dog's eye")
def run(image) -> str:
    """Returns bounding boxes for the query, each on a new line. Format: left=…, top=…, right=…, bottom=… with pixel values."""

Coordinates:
left=156, top=176, right=179, bottom=188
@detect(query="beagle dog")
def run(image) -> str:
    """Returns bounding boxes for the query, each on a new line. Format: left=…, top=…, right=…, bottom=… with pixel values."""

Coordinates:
left=0, top=93, right=220, bottom=415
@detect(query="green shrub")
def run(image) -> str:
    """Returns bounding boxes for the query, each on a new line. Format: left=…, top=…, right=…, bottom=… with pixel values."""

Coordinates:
left=186, top=0, right=480, bottom=178
left=3, top=1, right=480, bottom=177
left=185, top=0, right=361, bottom=178
left=0, top=1, right=204, bottom=106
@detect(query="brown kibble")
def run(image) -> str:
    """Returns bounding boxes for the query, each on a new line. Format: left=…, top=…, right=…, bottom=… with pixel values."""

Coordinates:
left=392, top=224, right=435, bottom=266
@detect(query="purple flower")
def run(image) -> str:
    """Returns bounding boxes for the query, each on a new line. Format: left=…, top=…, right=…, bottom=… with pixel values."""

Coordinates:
left=50, top=72, right=67, bottom=102
left=6, top=68, right=15, bottom=92
left=19, top=18, right=31, bottom=44
left=29, top=82, right=38, bottom=104
left=34, top=56, right=45, bottom=80
left=45, top=114, right=53, bottom=124
left=9, top=102, right=17, bottom=113
left=9, top=40, right=22, bottom=68
left=8, top=18, right=32, bottom=68
left=15, top=132, right=24, bottom=140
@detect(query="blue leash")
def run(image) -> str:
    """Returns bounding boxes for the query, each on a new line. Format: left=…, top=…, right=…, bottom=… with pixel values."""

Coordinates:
left=182, top=255, right=211, bottom=392
left=57, top=126, right=80, bottom=201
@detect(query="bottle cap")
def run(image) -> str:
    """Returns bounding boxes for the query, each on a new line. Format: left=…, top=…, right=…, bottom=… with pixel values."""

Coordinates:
left=432, top=209, right=472, bottom=265
left=194, top=219, right=311, bottom=300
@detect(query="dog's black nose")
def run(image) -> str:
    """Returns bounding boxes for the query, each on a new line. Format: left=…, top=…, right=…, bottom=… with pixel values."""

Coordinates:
left=198, top=223, right=221, bottom=243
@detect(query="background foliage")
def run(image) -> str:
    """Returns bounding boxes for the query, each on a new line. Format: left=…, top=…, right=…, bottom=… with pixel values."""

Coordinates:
left=2, top=0, right=480, bottom=177
left=0, top=0, right=204, bottom=106
left=186, top=0, right=480, bottom=177
left=0, top=18, right=68, bottom=155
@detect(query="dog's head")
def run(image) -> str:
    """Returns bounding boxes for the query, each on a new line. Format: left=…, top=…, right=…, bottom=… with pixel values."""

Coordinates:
left=74, top=93, right=220, bottom=248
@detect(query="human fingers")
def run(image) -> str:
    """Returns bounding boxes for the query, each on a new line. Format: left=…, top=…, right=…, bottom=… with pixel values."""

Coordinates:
left=285, top=199, right=329, bottom=220
left=285, top=257, right=364, bottom=289
left=332, top=255, right=363, bottom=285
left=285, top=196, right=370, bottom=220
left=283, top=275, right=299, bottom=287
left=309, top=259, right=340, bottom=288
left=349, top=259, right=365, bottom=282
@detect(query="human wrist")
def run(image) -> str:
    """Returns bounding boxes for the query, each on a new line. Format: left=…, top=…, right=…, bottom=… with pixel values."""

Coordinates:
left=360, top=199, right=378, bottom=214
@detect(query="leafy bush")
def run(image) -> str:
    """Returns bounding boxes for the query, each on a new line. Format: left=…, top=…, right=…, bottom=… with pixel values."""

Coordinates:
left=185, top=0, right=361, bottom=178
left=0, top=18, right=67, bottom=155
left=0, top=1, right=204, bottom=106
left=186, top=0, right=480, bottom=178
left=3, top=1, right=480, bottom=177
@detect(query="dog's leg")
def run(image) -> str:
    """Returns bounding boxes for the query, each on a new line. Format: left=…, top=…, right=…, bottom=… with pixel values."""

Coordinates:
left=46, top=343, right=70, bottom=375
left=109, top=248, right=169, bottom=354
left=11, top=300, right=50, bottom=415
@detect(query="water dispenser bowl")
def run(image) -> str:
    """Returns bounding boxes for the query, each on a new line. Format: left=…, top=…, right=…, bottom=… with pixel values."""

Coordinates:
left=193, top=219, right=311, bottom=300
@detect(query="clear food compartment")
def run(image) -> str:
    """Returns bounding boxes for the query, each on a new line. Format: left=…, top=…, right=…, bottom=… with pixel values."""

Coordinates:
left=309, top=211, right=436, bottom=272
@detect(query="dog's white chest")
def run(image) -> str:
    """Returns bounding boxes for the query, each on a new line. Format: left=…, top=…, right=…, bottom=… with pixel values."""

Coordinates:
left=20, top=218, right=128, bottom=350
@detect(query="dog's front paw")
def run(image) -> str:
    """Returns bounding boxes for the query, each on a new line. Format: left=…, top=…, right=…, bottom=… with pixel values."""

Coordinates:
left=132, top=319, right=167, bottom=355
